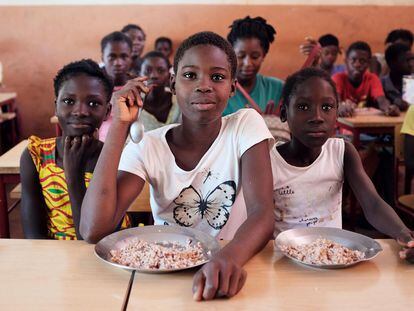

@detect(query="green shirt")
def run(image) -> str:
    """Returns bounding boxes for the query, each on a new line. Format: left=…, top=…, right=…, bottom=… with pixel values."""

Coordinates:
left=223, top=74, right=284, bottom=116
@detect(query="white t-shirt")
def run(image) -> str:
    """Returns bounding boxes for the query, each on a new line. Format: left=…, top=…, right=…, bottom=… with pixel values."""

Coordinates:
left=119, top=109, right=274, bottom=240
left=271, top=138, right=345, bottom=236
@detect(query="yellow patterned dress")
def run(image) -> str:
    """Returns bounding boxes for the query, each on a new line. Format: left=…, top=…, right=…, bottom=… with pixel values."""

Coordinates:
left=28, top=136, right=130, bottom=240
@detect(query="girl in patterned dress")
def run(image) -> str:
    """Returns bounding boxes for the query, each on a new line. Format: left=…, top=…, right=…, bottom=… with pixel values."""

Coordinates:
left=20, top=59, right=129, bottom=240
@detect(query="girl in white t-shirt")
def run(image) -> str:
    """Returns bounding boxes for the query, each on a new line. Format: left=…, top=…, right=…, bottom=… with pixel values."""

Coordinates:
left=271, top=67, right=414, bottom=263
left=80, top=32, right=275, bottom=300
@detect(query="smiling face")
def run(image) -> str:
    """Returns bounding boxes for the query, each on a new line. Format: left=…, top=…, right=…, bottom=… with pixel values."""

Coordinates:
left=102, top=41, right=132, bottom=84
left=286, top=77, right=337, bottom=149
left=345, top=49, right=370, bottom=83
left=171, top=44, right=235, bottom=125
left=140, top=56, right=170, bottom=89
left=55, top=74, right=110, bottom=137
left=233, top=37, right=265, bottom=83
left=124, top=28, right=145, bottom=59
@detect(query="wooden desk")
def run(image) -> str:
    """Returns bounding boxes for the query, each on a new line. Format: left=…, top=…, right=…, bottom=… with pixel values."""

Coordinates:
left=0, top=239, right=131, bottom=310
left=0, top=92, right=16, bottom=109
left=128, top=240, right=414, bottom=310
left=337, top=112, right=406, bottom=149
left=0, top=140, right=27, bottom=237
left=0, top=92, right=18, bottom=148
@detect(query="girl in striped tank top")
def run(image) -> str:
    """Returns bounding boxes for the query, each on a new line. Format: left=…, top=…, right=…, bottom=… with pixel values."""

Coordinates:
left=20, top=59, right=129, bottom=240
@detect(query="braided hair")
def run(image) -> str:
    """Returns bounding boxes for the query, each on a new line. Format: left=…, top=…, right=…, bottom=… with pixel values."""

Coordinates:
left=227, top=16, right=276, bottom=55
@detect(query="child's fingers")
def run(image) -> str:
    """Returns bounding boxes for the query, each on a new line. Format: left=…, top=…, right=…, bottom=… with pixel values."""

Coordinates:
left=192, top=270, right=205, bottom=301
left=202, top=265, right=219, bottom=300
left=397, top=231, right=414, bottom=248
left=64, top=136, right=72, bottom=151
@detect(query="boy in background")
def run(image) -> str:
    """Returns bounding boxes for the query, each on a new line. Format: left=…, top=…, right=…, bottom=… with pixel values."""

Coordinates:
left=381, top=43, right=413, bottom=111
left=332, top=41, right=399, bottom=117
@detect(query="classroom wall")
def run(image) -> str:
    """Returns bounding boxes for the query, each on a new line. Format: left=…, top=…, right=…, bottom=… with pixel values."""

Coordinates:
left=0, top=4, right=413, bottom=138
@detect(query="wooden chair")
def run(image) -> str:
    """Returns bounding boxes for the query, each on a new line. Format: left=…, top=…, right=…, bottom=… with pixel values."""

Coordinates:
left=127, top=183, right=153, bottom=225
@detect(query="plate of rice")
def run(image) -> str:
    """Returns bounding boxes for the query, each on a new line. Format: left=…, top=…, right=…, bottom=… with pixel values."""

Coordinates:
left=275, top=227, right=383, bottom=269
left=95, top=225, right=220, bottom=273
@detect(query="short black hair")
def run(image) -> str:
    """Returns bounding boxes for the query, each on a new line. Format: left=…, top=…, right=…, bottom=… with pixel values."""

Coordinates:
left=385, top=43, right=411, bottom=66
left=121, top=24, right=146, bottom=39
left=346, top=41, right=372, bottom=58
left=173, top=31, right=237, bottom=79
left=318, top=34, right=339, bottom=47
left=100, top=31, right=133, bottom=53
left=142, top=50, right=171, bottom=68
left=227, top=16, right=276, bottom=55
left=281, top=67, right=338, bottom=108
left=155, top=37, right=173, bottom=48
left=385, top=29, right=413, bottom=46
left=53, top=59, right=114, bottom=102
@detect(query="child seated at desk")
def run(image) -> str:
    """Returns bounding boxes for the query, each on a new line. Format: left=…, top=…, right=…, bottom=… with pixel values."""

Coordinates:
left=20, top=59, right=129, bottom=240
left=99, top=31, right=133, bottom=141
left=223, top=16, right=283, bottom=115
left=271, top=67, right=414, bottom=263
left=138, top=51, right=180, bottom=131
left=80, top=32, right=275, bottom=300
left=381, top=43, right=412, bottom=111
left=332, top=41, right=400, bottom=117
left=121, top=24, right=146, bottom=75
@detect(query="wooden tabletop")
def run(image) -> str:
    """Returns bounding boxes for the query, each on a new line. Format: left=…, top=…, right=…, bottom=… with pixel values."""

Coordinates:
left=0, top=239, right=131, bottom=310
left=0, top=92, right=16, bottom=106
left=338, top=111, right=406, bottom=128
left=0, top=140, right=27, bottom=174
left=128, top=240, right=414, bottom=310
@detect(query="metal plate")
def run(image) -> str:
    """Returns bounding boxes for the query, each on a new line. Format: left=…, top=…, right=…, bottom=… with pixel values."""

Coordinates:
left=95, top=225, right=220, bottom=273
left=275, top=227, right=383, bottom=269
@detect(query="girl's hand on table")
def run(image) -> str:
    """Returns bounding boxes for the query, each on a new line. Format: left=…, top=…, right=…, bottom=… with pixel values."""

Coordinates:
left=192, top=254, right=247, bottom=301
left=111, top=76, right=149, bottom=124
left=397, top=230, right=414, bottom=263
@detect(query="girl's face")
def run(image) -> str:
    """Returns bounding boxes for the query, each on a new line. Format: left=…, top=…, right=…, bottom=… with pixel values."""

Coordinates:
left=55, top=74, right=110, bottom=137
left=125, top=29, right=145, bottom=58
left=140, top=57, right=170, bottom=89
left=171, top=44, right=235, bottom=125
left=286, top=77, right=337, bottom=149
left=233, top=38, right=265, bottom=82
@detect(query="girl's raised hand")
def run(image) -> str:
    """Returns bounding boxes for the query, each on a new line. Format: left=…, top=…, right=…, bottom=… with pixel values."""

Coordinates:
left=111, top=77, right=149, bottom=124
left=397, top=230, right=414, bottom=263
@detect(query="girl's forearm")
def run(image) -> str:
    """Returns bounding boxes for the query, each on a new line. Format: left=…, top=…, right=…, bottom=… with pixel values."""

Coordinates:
left=66, top=174, right=86, bottom=240
left=80, top=121, right=130, bottom=242
left=363, top=197, right=409, bottom=239
left=219, top=208, right=273, bottom=266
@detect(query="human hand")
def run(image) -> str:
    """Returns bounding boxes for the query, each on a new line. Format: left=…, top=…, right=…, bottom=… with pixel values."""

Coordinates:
left=63, top=134, right=99, bottom=177
left=338, top=100, right=356, bottom=117
left=393, top=98, right=409, bottom=112
left=397, top=230, right=414, bottom=263
left=299, top=37, right=318, bottom=56
left=385, top=104, right=400, bottom=117
left=264, top=99, right=276, bottom=115
left=111, top=76, right=149, bottom=124
left=192, top=254, right=247, bottom=301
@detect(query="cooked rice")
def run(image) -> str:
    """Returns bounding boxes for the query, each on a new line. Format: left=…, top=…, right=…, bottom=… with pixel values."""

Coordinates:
left=110, top=238, right=206, bottom=269
left=279, top=238, right=365, bottom=265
